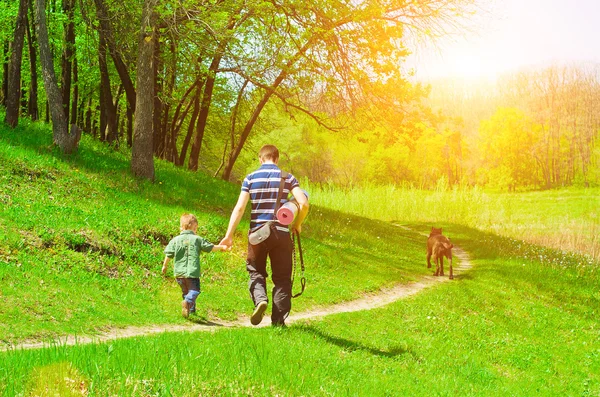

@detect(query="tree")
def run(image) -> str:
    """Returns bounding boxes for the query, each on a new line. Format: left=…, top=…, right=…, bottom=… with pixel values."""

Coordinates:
left=220, top=0, right=479, bottom=180
left=478, top=107, right=543, bottom=190
left=35, top=0, right=81, bottom=153
left=61, top=0, right=76, bottom=122
left=25, top=4, right=38, bottom=120
left=4, top=0, right=29, bottom=127
left=131, top=0, right=158, bottom=180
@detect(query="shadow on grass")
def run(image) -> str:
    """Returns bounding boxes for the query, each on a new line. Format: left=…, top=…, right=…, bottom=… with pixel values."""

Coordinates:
left=296, top=325, right=412, bottom=359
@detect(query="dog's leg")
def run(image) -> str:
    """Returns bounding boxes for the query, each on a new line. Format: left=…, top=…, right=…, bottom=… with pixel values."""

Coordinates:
left=440, top=256, right=444, bottom=276
left=434, top=257, right=439, bottom=276
left=449, top=256, right=454, bottom=280
left=427, top=250, right=432, bottom=268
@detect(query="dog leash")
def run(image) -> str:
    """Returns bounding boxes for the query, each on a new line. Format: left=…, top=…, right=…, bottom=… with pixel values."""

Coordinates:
left=291, top=229, right=306, bottom=298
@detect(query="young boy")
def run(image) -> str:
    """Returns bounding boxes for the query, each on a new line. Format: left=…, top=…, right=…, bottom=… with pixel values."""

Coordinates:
left=162, top=213, right=229, bottom=318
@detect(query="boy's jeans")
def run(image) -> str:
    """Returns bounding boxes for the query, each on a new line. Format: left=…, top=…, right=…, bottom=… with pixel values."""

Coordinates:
left=176, top=278, right=200, bottom=312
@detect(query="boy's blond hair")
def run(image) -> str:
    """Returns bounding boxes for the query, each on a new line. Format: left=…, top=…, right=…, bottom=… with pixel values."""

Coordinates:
left=180, top=213, right=198, bottom=230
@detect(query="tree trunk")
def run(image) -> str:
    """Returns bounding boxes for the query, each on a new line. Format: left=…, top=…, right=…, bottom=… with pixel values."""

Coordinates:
left=85, top=97, right=92, bottom=133
left=131, top=0, right=158, bottom=180
left=98, top=81, right=106, bottom=141
left=98, top=32, right=117, bottom=142
left=26, top=7, right=38, bottom=120
left=93, top=0, right=136, bottom=111
left=216, top=79, right=247, bottom=177
left=168, top=76, right=202, bottom=164
left=70, top=56, right=78, bottom=125
left=126, top=104, right=133, bottom=147
left=152, top=30, right=163, bottom=156
left=20, top=84, right=27, bottom=113
left=187, top=13, right=242, bottom=171
left=2, top=43, right=8, bottom=106
left=222, top=38, right=315, bottom=180
left=188, top=54, right=231, bottom=170
left=4, top=0, right=29, bottom=127
left=187, top=54, right=223, bottom=171
left=178, top=86, right=201, bottom=167
left=35, top=0, right=80, bottom=153
left=222, top=68, right=292, bottom=180
left=61, top=0, right=75, bottom=121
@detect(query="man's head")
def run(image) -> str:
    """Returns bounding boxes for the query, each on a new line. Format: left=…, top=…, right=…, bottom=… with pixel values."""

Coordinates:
left=180, top=213, right=198, bottom=232
left=258, top=144, right=279, bottom=164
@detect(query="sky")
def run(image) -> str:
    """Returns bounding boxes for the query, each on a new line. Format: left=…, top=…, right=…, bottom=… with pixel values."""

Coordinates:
left=408, top=0, right=600, bottom=81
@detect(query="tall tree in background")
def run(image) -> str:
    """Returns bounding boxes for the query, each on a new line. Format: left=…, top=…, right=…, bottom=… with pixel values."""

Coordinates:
left=25, top=4, right=38, bottom=121
left=131, top=0, right=158, bottom=180
left=98, top=32, right=117, bottom=141
left=61, top=0, right=75, bottom=122
left=93, top=0, right=136, bottom=112
left=4, top=0, right=29, bottom=127
left=35, top=0, right=81, bottom=153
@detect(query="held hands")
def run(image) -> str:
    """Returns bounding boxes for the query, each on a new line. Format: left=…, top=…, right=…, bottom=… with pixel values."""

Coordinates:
left=218, top=244, right=232, bottom=252
left=219, top=236, right=233, bottom=250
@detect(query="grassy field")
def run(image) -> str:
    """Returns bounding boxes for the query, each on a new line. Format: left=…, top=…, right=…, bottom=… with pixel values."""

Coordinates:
left=307, top=181, right=600, bottom=263
left=1, top=225, right=598, bottom=396
left=0, top=120, right=427, bottom=344
left=1, top=119, right=599, bottom=396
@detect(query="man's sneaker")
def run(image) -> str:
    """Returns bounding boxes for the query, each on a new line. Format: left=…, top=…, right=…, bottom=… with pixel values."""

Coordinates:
left=250, top=301, right=268, bottom=325
left=181, top=300, right=190, bottom=318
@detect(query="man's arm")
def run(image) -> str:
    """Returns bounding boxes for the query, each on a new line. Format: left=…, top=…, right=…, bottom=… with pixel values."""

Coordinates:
left=290, top=186, right=309, bottom=233
left=219, top=191, right=250, bottom=248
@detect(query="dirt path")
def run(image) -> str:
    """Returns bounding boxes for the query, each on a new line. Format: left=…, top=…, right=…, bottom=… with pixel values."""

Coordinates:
left=3, top=227, right=472, bottom=352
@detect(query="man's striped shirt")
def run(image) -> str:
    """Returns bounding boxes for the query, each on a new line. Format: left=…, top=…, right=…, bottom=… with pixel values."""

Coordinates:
left=242, top=163, right=299, bottom=232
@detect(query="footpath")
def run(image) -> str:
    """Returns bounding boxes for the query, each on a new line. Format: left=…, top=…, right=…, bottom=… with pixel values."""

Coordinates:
left=3, top=226, right=472, bottom=351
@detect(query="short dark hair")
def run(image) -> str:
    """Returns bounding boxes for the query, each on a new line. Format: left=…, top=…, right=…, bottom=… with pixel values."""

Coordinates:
left=259, top=145, right=279, bottom=162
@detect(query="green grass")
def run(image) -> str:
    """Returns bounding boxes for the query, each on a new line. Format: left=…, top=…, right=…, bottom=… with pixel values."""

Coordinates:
left=1, top=225, right=598, bottom=396
left=306, top=181, right=600, bottom=262
left=1, top=117, right=599, bottom=396
left=0, top=119, right=427, bottom=344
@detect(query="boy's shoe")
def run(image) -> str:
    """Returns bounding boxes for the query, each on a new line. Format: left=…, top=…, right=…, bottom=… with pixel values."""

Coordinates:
left=250, top=301, right=268, bottom=325
left=181, top=300, right=190, bottom=318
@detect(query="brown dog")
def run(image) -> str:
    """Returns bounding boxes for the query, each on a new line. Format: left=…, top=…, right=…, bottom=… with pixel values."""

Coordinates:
left=426, top=227, right=454, bottom=280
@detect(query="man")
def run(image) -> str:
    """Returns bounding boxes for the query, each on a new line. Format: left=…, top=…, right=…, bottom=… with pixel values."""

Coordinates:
left=220, top=145, right=309, bottom=326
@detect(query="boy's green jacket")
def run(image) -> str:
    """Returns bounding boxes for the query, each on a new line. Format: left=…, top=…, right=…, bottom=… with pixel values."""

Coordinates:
left=164, top=230, right=214, bottom=278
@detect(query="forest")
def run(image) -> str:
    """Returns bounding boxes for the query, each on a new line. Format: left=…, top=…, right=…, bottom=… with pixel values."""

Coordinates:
left=1, top=0, right=599, bottom=190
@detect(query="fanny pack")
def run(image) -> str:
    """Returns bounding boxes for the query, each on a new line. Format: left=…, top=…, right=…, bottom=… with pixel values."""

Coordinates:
left=248, top=171, right=288, bottom=246
left=248, top=221, right=274, bottom=245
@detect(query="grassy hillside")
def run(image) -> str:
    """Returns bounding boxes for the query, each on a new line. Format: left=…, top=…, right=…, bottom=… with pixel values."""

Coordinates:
left=1, top=224, right=598, bottom=396
left=0, top=120, right=429, bottom=344
left=1, top=119, right=599, bottom=396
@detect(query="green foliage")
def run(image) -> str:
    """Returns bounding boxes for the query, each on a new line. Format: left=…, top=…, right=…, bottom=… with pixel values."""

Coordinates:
left=478, top=107, right=544, bottom=189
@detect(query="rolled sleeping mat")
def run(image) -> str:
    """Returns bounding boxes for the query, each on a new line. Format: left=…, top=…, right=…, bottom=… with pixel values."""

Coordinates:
left=277, top=201, right=299, bottom=225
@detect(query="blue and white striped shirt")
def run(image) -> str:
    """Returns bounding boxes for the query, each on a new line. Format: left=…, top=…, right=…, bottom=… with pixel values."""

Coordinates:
left=242, top=164, right=300, bottom=232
